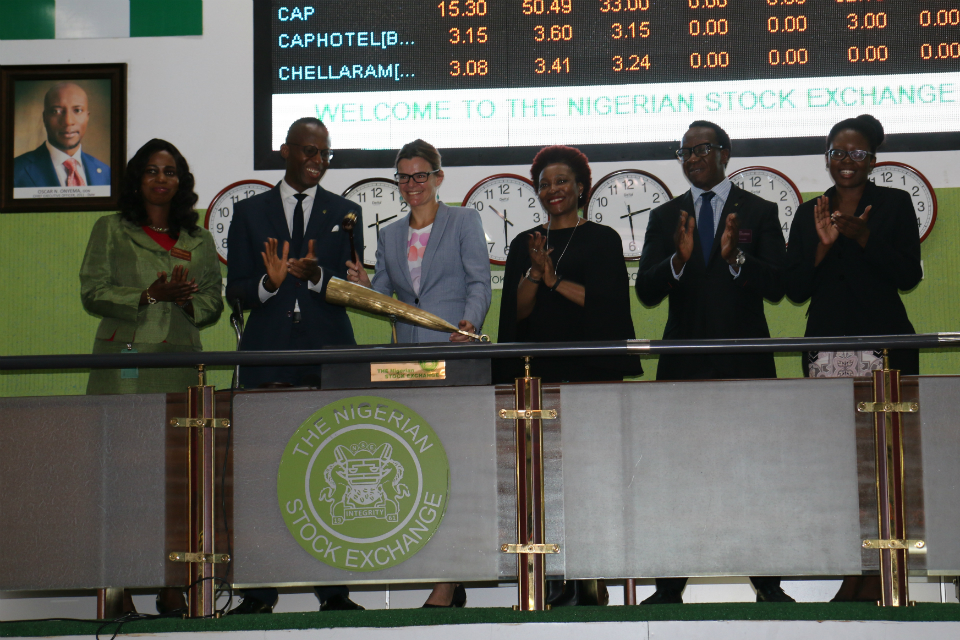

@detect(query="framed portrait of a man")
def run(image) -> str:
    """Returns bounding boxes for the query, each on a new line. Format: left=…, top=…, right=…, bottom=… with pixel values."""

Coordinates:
left=1, top=63, right=126, bottom=213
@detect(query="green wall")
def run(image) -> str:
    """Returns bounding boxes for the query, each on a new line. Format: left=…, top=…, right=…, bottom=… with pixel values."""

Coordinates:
left=2, top=190, right=958, bottom=397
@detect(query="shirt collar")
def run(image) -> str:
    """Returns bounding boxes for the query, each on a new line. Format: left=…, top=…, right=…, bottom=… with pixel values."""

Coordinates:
left=691, top=176, right=732, bottom=203
left=46, top=140, right=83, bottom=167
left=279, top=179, right=318, bottom=201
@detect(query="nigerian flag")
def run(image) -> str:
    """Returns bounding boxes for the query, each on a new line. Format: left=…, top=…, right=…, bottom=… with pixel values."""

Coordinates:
left=0, top=0, right=202, bottom=40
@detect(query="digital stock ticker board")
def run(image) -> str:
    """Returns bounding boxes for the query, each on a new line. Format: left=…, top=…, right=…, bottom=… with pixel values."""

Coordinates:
left=253, top=1, right=960, bottom=167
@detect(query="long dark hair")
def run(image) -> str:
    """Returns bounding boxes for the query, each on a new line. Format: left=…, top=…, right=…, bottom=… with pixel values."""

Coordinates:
left=118, top=139, right=199, bottom=237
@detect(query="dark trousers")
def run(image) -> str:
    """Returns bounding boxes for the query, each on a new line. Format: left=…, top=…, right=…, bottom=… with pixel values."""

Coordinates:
left=656, top=576, right=780, bottom=595
left=242, top=585, right=348, bottom=605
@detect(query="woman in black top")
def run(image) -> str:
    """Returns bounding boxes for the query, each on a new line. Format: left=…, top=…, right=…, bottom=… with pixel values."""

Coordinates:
left=497, top=145, right=642, bottom=383
left=784, top=114, right=922, bottom=376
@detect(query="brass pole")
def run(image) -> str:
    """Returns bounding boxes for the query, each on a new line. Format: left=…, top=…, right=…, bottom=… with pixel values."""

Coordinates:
left=186, top=364, right=218, bottom=617
left=514, top=357, right=548, bottom=611
left=872, top=350, right=910, bottom=606
left=624, top=579, right=637, bottom=606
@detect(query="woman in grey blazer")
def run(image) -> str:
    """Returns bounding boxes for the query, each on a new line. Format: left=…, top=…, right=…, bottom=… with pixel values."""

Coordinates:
left=346, top=139, right=491, bottom=608
left=347, top=139, right=491, bottom=344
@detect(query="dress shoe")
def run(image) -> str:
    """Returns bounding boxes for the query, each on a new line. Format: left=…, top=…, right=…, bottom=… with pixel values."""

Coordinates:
left=755, top=585, right=796, bottom=603
left=320, top=594, right=365, bottom=611
left=227, top=595, right=276, bottom=615
left=155, top=587, right=187, bottom=615
left=640, top=589, right=683, bottom=605
left=422, top=584, right=466, bottom=608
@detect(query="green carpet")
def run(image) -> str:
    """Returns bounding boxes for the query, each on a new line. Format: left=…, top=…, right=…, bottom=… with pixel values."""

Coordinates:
left=2, top=604, right=959, bottom=637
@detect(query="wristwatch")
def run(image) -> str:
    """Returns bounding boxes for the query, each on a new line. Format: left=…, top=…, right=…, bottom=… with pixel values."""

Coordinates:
left=733, top=249, right=746, bottom=266
left=525, top=267, right=542, bottom=284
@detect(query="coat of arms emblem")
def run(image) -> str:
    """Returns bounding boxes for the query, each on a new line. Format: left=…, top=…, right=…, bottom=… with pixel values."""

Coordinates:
left=317, top=441, right=410, bottom=525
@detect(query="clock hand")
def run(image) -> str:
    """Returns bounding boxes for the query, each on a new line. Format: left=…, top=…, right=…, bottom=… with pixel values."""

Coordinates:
left=367, top=214, right=398, bottom=228
left=488, top=205, right=514, bottom=226
left=490, top=205, right=515, bottom=248
left=619, top=207, right=651, bottom=219
left=619, top=206, right=651, bottom=242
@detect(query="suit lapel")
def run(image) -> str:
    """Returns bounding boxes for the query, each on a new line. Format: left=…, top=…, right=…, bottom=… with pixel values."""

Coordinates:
left=266, top=186, right=290, bottom=245
left=393, top=214, right=415, bottom=293
left=418, top=203, right=448, bottom=291
left=28, top=145, right=60, bottom=187
left=304, top=185, right=330, bottom=243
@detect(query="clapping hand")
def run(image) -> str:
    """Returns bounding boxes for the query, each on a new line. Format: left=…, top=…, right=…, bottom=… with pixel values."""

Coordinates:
left=831, top=205, right=872, bottom=248
left=813, top=196, right=840, bottom=247
left=672, top=210, right=696, bottom=271
left=261, top=238, right=289, bottom=292
left=147, top=265, right=197, bottom=303
left=527, top=232, right=557, bottom=286
left=720, top=213, right=740, bottom=266
left=287, top=239, right=322, bottom=284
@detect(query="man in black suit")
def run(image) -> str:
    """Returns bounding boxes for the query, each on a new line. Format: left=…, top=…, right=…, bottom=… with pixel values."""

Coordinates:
left=635, top=120, right=793, bottom=604
left=227, top=116, right=362, bottom=389
left=225, top=117, right=363, bottom=613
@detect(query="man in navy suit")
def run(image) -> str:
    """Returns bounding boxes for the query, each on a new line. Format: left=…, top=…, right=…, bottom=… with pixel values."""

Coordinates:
left=13, top=82, right=111, bottom=188
left=225, top=117, right=364, bottom=614
left=227, top=116, right=363, bottom=390
left=635, top=121, right=793, bottom=605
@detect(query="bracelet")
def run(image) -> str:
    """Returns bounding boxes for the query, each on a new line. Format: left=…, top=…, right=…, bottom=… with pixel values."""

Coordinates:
left=145, top=290, right=158, bottom=305
left=524, top=267, right=542, bottom=284
left=547, top=274, right=564, bottom=292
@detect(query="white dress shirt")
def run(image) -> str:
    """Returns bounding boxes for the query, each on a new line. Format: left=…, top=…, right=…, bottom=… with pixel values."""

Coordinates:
left=671, top=177, right=740, bottom=279
left=258, top=179, right=325, bottom=307
left=46, top=141, right=86, bottom=187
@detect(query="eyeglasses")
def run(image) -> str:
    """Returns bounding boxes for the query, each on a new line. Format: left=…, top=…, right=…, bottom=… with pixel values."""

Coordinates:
left=394, top=170, right=439, bottom=184
left=826, top=149, right=874, bottom=162
left=675, top=143, right=724, bottom=161
left=286, top=143, right=333, bottom=161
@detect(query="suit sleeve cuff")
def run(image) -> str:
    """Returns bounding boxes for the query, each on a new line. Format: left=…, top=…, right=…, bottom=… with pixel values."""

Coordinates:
left=307, top=267, right=325, bottom=293
left=670, top=252, right=685, bottom=280
left=258, top=275, right=279, bottom=303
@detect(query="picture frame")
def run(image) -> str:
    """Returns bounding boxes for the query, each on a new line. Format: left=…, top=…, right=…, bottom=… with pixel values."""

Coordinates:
left=0, top=63, right=126, bottom=213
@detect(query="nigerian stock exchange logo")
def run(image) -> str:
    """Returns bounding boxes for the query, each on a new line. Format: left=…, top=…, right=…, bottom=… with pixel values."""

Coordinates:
left=277, top=396, right=450, bottom=571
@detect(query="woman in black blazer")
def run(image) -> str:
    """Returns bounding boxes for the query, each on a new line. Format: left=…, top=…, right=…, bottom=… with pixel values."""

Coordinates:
left=784, top=114, right=922, bottom=377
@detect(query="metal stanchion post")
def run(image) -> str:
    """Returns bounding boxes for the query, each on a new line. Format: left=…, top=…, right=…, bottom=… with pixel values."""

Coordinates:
left=857, top=350, right=923, bottom=607
left=500, top=358, right=559, bottom=611
left=169, top=364, right=231, bottom=617
left=624, top=579, right=637, bottom=606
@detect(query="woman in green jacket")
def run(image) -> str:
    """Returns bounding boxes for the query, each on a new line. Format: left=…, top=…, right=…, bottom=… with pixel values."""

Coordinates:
left=80, top=139, right=223, bottom=394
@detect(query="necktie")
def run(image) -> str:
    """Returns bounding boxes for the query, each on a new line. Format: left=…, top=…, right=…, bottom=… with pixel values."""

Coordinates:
left=291, top=193, right=307, bottom=257
left=698, top=191, right=716, bottom=264
left=64, top=159, right=84, bottom=186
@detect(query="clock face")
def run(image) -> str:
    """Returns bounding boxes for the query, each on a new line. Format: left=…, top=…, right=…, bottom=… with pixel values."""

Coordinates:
left=585, top=169, right=673, bottom=259
left=204, top=180, right=274, bottom=264
left=342, top=178, right=407, bottom=268
left=729, top=166, right=802, bottom=245
left=869, top=162, right=937, bottom=242
left=462, top=174, right=546, bottom=264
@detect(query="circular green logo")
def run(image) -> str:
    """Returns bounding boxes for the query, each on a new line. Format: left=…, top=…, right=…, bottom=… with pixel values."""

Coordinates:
left=277, top=396, right=450, bottom=571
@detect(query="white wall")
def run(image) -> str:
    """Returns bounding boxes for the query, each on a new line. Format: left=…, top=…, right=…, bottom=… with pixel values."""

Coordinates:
left=3, top=0, right=958, bottom=213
